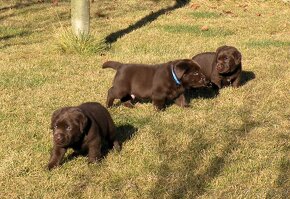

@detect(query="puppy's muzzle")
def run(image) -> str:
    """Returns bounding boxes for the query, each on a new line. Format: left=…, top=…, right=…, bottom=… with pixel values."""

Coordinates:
left=199, top=76, right=210, bottom=86
left=216, top=63, right=224, bottom=71
left=53, top=131, right=66, bottom=145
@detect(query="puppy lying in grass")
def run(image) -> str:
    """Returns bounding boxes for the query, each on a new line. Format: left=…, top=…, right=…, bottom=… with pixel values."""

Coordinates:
left=103, top=59, right=208, bottom=110
left=192, top=45, right=242, bottom=90
left=48, top=102, right=120, bottom=170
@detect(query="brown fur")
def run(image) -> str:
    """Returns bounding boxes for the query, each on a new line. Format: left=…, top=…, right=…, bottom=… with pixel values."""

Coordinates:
left=192, top=45, right=242, bottom=89
left=103, top=59, right=208, bottom=110
left=48, top=102, right=120, bottom=170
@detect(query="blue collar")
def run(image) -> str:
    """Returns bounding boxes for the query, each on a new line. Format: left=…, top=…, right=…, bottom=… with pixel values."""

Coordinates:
left=171, top=65, right=181, bottom=85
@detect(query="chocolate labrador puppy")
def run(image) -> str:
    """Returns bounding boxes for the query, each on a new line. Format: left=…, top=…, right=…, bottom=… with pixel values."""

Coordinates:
left=48, top=102, right=120, bottom=170
left=192, top=45, right=242, bottom=89
left=103, top=59, right=208, bottom=110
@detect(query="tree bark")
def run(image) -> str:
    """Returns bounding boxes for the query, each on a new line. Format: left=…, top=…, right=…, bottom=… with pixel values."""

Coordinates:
left=71, top=0, right=90, bottom=38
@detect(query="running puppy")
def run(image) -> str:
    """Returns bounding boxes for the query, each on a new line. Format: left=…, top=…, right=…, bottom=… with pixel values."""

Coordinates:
left=103, top=59, right=208, bottom=110
left=192, top=45, right=242, bottom=89
left=48, top=102, right=120, bottom=170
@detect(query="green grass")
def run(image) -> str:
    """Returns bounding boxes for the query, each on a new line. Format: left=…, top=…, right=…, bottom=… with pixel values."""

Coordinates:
left=161, top=24, right=234, bottom=37
left=0, top=0, right=290, bottom=198
left=55, top=29, right=107, bottom=54
left=0, top=26, right=31, bottom=40
left=246, top=40, right=290, bottom=48
left=189, top=11, right=221, bottom=19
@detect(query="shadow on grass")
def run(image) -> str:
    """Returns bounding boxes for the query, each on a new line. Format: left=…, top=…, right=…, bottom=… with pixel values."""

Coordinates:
left=185, top=87, right=218, bottom=100
left=0, top=1, right=42, bottom=12
left=149, top=108, right=258, bottom=197
left=115, top=123, right=138, bottom=144
left=240, top=70, right=256, bottom=86
left=190, top=122, right=259, bottom=197
left=105, top=0, right=190, bottom=45
left=0, top=5, right=49, bottom=21
left=185, top=70, right=256, bottom=100
left=0, top=40, right=43, bottom=50
left=0, top=30, right=32, bottom=41
left=266, top=134, right=290, bottom=198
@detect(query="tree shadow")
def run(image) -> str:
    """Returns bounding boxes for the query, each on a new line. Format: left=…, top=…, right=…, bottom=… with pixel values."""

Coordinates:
left=265, top=134, right=290, bottom=198
left=0, top=40, right=43, bottom=50
left=148, top=108, right=258, bottom=197
left=0, top=5, right=49, bottom=21
left=0, top=1, right=42, bottom=12
left=148, top=134, right=211, bottom=198
left=105, top=0, right=190, bottom=45
left=0, top=30, right=32, bottom=41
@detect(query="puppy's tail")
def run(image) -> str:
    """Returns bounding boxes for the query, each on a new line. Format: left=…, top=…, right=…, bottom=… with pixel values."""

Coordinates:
left=102, top=61, right=122, bottom=70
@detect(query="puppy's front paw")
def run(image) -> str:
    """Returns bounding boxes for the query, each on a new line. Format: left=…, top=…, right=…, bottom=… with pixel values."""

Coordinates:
left=113, top=141, right=121, bottom=152
left=122, top=101, right=134, bottom=108
left=47, top=162, right=57, bottom=170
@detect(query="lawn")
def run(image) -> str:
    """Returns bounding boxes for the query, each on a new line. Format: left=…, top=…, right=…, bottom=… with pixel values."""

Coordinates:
left=0, top=0, right=289, bottom=198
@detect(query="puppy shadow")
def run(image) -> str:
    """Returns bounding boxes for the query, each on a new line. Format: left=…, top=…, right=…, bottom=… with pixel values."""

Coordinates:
left=115, top=124, right=138, bottom=143
left=185, top=70, right=255, bottom=101
left=185, top=86, right=219, bottom=101
left=240, top=70, right=256, bottom=86
left=101, top=124, right=138, bottom=156
left=62, top=124, right=138, bottom=164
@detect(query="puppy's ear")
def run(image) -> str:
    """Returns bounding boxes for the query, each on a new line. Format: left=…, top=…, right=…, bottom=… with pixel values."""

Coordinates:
left=50, top=107, right=71, bottom=129
left=50, top=108, right=63, bottom=129
left=74, top=108, right=88, bottom=133
left=216, top=45, right=228, bottom=52
left=174, top=60, right=191, bottom=79
left=233, top=49, right=242, bottom=65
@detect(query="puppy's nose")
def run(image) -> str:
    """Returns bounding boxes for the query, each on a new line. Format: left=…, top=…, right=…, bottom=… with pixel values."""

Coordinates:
left=217, top=64, right=221, bottom=70
left=199, top=77, right=206, bottom=84
left=54, top=133, right=63, bottom=142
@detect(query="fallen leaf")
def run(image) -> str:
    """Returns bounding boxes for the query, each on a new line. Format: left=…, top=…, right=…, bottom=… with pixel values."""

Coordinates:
left=223, top=10, right=238, bottom=17
left=223, top=10, right=234, bottom=15
left=201, top=25, right=209, bottom=31
left=190, top=3, right=200, bottom=10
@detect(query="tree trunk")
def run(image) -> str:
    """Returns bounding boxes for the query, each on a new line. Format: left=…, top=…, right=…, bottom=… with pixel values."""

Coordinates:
left=71, top=0, right=90, bottom=38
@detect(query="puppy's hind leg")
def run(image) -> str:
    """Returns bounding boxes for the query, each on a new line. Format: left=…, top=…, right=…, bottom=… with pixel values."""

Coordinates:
left=106, top=87, right=116, bottom=108
left=88, top=139, right=102, bottom=163
left=121, top=94, right=134, bottom=108
left=107, top=87, right=132, bottom=108
left=174, top=94, right=189, bottom=108
left=152, top=95, right=166, bottom=111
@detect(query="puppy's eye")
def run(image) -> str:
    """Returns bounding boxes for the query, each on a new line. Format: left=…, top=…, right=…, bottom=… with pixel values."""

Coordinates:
left=66, top=126, right=72, bottom=131
left=193, top=72, right=199, bottom=76
left=224, top=57, right=229, bottom=62
left=54, top=125, right=58, bottom=129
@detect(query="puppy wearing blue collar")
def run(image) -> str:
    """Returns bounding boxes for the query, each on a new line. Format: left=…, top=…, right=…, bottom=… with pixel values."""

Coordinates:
left=102, top=59, right=208, bottom=110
